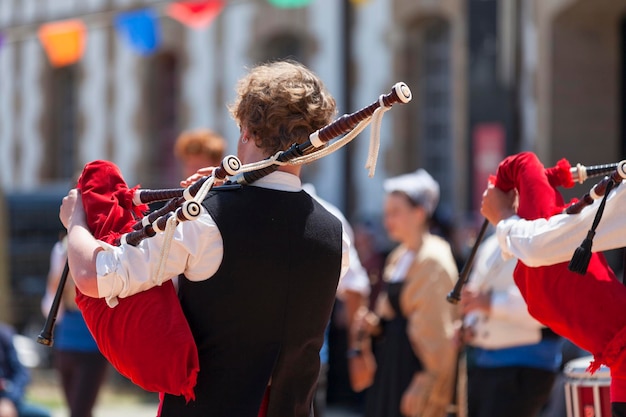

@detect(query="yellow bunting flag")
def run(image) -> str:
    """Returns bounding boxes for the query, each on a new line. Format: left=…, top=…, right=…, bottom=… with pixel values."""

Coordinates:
left=38, top=20, right=86, bottom=67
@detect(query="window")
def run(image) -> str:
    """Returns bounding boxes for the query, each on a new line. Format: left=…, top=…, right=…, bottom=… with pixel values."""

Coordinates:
left=406, top=18, right=454, bottom=214
left=145, top=51, right=179, bottom=188
left=255, top=33, right=306, bottom=64
left=46, top=65, right=77, bottom=181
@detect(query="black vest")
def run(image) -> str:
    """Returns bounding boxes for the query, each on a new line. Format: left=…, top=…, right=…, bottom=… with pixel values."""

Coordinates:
left=160, top=185, right=342, bottom=417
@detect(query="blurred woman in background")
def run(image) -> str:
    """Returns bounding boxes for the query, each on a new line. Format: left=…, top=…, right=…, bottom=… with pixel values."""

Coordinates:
left=354, top=169, right=459, bottom=417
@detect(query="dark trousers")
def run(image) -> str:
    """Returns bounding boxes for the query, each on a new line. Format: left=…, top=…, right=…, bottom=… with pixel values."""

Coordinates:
left=55, top=349, right=109, bottom=417
left=314, top=363, right=329, bottom=417
left=468, top=366, right=556, bottom=417
left=613, top=402, right=626, bottom=417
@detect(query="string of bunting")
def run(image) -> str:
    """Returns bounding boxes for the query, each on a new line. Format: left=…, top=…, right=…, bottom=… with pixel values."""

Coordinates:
left=0, top=0, right=369, bottom=68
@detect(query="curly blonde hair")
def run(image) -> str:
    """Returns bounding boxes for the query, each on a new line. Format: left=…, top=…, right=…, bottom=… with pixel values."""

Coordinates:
left=229, top=60, right=337, bottom=156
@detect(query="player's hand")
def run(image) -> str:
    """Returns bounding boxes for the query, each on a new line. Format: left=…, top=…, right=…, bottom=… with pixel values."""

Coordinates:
left=59, top=189, right=85, bottom=229
left=180, top=167, right=223, bottom=188
left=481, top=184, right=517, bottom=225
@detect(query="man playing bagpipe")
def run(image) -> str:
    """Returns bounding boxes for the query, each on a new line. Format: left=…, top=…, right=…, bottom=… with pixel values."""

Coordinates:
left=480, top=151, right=626, bottom=416
left=58, top=60, right=350, bottom=417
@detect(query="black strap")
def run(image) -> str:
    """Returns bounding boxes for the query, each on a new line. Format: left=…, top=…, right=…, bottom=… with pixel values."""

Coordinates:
left=541, top=327, right=560, bottom=340
left=569, top=178, right=616, bottom=275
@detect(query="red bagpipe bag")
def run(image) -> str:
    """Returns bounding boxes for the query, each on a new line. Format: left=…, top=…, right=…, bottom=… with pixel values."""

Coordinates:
left=74, top=160, right=199, bottom=401
left=494, top=152, right=626, bottom=400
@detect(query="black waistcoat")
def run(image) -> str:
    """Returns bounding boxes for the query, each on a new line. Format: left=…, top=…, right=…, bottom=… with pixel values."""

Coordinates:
left=160, top=185, right=342, bottom=417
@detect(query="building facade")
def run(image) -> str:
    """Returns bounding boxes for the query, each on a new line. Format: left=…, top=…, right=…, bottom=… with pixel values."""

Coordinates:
left=0, top=0, right=471, bottom=220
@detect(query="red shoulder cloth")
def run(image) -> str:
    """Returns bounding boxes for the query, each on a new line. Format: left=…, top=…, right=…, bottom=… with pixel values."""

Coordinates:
left=75, top=160, right=199, bottom=401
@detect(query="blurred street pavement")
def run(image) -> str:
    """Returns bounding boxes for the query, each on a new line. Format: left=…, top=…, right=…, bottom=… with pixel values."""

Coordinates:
left=49, top=404, right=362, bottom=417
left=28, top=367, right=363, bottom=417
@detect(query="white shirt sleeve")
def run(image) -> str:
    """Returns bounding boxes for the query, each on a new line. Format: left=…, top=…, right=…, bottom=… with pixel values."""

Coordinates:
left=336, top=229, right=370, bottom=297
left=464, top=235, right=544, bottom=348
left=48, top=240, right=68, bottom=279
left=495, top=184, right=626, bottom=267
left=42, top=240, right=68, bottom=317
left=467, top=236, right=541, bottom=328
left=95, top=210, right=223, bottom=306
left=490, top=287, right=543, bottom=330
left=308, top=191, right=369, bottom=296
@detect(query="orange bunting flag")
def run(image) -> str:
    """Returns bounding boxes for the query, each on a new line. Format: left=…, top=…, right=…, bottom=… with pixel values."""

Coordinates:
left=38, top=19, right=86, bottom=67
left=166, top=1, right=225, bottom=30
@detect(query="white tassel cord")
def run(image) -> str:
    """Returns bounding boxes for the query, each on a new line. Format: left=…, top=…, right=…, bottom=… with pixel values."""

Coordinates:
left=153, top=214, right=179, bottom=286
left=365, top=96, right=392, bottom=178
left=153, top=175, right=216, bottom=286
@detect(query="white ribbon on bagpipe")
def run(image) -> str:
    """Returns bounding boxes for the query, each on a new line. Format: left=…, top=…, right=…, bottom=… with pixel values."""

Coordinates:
left=154, top=172, right=216, bottom=286
left=152, top=98, right=392, bottom=285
